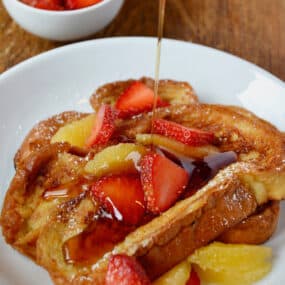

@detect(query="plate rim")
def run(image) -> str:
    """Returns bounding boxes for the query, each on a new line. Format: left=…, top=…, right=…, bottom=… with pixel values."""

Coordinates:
left=0, top=37, right=284, bottom=87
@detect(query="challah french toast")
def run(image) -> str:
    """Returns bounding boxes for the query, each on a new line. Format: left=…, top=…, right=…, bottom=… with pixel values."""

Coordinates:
left=1, top=78, right=284, bottom=285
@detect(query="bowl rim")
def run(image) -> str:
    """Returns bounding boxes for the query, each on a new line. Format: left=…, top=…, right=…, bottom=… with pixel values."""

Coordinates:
left=6, top=0, right=119, bottom=15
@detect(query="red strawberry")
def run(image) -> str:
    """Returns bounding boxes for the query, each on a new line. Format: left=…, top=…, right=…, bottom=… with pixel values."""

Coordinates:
left=115, top=81, right=169, bottom=118
left=153, top=119, right=215, bottom=146
left=140, top=153, right=189, bottom=214
left=64, top=0, right=102, bottom=9
left=92, top=175, right=145, bottom=225
left=22, top=0, right=64, bottom=10
left=86, top=104, right=116, bottom=147
left=106, top=254, right=151, bottom=285
left=186, top=268, right=200, bottom=285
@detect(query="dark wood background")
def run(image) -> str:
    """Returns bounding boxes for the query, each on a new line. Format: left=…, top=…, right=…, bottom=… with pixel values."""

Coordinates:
left=0, top=0, right=284, bottom=80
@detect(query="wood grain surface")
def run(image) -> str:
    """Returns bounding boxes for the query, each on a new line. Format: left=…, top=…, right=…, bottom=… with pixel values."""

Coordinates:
left=0, top=0, right=284, bottom=80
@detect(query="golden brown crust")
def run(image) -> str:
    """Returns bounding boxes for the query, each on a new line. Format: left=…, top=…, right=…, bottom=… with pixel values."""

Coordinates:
left=116, top=103, right=285, bottom=168
left=14, top=111, right=87, bottom=168
left=137, top=175, right=257, bottom=279
left=90, top=77, right=198, bottom=111
left=0, top=142, right=87, bottom=258
left=1, top=143, right=67, bottom=253
left=2, top=111, right=90, bottom=258
left=218, top=201, right=280, bottom=244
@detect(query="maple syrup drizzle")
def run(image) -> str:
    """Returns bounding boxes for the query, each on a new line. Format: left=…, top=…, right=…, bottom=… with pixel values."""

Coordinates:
left=60, top=150, right=237, bottom=265
left=42, top=179, right=93, bottom=200
left=63, top=208, right=155, bottom=265
left=63, top=216, right=134, bottom=265
left=174, top=151, right=237, bottom=198
left=151, top=0, right=167, bottom=141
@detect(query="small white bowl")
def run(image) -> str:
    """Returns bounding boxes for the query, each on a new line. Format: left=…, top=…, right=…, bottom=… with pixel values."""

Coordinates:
left=3, top=0, right=124, bottom=41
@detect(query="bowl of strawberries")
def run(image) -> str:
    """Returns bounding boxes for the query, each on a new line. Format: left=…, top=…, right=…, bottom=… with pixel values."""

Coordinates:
left=2, top=0, right=124, bottom=41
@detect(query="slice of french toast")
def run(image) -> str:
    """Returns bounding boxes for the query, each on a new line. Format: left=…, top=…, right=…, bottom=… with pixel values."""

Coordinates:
left=90, top=77, right=198, bottom=111
left=1, top=79, right=284, bottom=285
left=218, top=201, right=280, bottom=244
left=93, top=79, right=282, bottom=245
left=1, top=111, right=91, bottom=259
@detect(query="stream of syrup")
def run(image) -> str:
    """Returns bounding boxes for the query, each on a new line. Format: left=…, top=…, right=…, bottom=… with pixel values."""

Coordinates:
left=151, top=0, right=166, bottom=137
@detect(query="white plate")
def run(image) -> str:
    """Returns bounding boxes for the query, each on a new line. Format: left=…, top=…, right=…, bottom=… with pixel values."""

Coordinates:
left=0, top=37, right=284, bottom=285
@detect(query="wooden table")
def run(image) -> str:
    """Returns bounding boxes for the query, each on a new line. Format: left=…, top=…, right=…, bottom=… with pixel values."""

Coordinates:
left=0, top=0, right=284, bottom=80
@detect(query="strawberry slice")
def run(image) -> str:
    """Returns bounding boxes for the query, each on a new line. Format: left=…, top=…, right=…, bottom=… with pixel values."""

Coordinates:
left=106, top=254, right=151, bottom=285
left=64, top=0, right=102, bottom=9
left=153, top=119, right=215, bottom=146
left=86, top=104, right=116, bottom=147
left=186, top=268, right=200, bottom=285
left=115, top=81, right=169, bottom=118
left=140, top=153, right=189, bottom=214
left=91, top=175, right=145, bottom=225
left=22, top=0, right=64, bottom=10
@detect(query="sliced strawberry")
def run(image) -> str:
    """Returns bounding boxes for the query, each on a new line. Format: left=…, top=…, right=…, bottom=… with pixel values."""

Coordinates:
left=115, top=81, right=169, bottom=118
left=22, top=0, right=64, bottom=10
left=91, top=175, right=145, bottom=225
left=106, top=254, right=151, bottom=285
left=140, top=153, right=189, bottom=214
left=186, top=268, right=200, bottom=285
left=64, top=0, right=102, bottom=9
left=86, top=104, right=116, bottom=147
left=153, top=119, right=215, bottom=146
